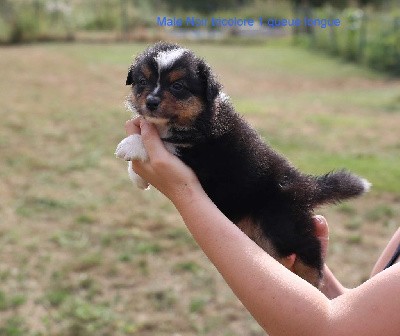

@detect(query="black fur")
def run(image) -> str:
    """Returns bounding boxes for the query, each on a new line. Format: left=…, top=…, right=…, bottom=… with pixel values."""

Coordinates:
left=125, top=42, right=369, bottom=286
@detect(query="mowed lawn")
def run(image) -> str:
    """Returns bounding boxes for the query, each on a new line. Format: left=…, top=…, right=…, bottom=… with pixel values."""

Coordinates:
left=0, top=41, right=399, bottom=335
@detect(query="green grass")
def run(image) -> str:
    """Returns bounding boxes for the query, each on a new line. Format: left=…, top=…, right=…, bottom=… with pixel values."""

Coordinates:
left=0, top=41, right=399, bottom=335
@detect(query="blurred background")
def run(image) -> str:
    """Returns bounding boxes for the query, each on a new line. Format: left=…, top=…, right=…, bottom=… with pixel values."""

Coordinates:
left=0, top=0, right=399, bottom=335
left=1, top=0, right=400, bottom=73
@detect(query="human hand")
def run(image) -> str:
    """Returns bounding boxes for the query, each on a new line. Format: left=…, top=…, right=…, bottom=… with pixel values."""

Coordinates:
left=125, top=117, right=202, bottom=203
left=313, top=215, right=348, bottom=297
left=313, top=215, right=329, bottom=261
left=282, top=216, right=329, bottom=279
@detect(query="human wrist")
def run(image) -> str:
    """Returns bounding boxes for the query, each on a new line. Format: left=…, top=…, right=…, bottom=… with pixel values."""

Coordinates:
left=169, top=180, right=206, bottom=210
left=320, top=264, right=347, bottom=299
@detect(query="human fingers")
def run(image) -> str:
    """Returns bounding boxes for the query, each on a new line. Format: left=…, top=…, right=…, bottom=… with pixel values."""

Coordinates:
left=139, top=119, right=172, bottom=162
left=125, top=116, right=142, bottom=135
left=314, top=215, right=329, bottom=238
left=313, top=215, right=329, bottom=261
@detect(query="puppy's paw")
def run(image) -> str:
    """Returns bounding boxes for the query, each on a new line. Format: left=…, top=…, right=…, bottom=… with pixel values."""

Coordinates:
left=115, top=134, right=148, bottom=162
left=128, top=161, right=150, bottom=190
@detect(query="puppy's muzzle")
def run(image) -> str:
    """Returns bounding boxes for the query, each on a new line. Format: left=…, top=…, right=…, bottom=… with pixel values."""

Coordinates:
left=146, top=95, right=160, bottom=111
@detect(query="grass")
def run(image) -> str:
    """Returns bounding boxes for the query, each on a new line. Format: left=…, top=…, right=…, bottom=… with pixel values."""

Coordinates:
left=0, top=40, right=399, bottom=335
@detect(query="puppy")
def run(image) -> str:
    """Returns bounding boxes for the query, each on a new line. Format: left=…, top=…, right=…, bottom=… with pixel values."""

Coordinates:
left=116, top=42, right=370, bottom=287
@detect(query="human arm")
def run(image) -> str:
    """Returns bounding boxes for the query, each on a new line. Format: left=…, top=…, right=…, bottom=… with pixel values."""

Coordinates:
left=371, top=227, right=400, bottom=277
left=315, top=215, right=400, bottom=298
left=319, top=265, right=348, bottom=299
left=127, top=118, right=400, bottom=336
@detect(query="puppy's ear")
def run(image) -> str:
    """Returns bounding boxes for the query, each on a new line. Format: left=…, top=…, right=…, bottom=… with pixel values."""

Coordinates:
left=126, top=67, right=133, bottom=85
left=198, top=60, right=221, bottom=104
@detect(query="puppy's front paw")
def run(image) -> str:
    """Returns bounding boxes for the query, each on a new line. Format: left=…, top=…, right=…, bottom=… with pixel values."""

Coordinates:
left=128, top=161, right=150, bottom=190
left=115, top=134, right=148, bottom=162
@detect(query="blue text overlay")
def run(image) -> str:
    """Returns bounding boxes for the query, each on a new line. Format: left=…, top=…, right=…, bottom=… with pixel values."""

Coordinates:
left=157, top=16, right=341, bottom=29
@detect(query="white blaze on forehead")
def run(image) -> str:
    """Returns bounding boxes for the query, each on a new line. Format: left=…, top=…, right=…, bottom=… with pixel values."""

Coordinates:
left=154, top=48, right=187, bottom=71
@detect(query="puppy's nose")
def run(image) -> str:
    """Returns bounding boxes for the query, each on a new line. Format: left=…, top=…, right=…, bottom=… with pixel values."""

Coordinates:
left=146, top=96, right=160, bottom=111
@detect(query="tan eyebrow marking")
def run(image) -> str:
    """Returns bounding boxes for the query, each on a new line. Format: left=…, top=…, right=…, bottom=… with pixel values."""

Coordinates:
left=167, top=69, right=187, bottom=83
left=141, top=65, right=152, bottom=79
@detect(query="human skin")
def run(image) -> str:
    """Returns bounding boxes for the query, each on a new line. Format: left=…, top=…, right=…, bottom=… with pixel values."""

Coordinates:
left=125, top=117, right=400, bottom=336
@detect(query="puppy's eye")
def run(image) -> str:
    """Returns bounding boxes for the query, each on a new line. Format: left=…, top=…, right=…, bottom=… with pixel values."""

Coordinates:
left=138, top=78, right=147, bottom=86
left=171, top=82, right=184, bottom=91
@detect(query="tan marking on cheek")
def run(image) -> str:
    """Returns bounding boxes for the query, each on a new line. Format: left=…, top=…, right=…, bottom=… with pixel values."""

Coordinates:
left=141, top=65, right=152, bottom=80
left=158, top=92, right=176, bottom=115
left=137, top=95, right=146, bottom=108
left=157, top=95, right=201, bottom=126
left=157, top=93, right=182, bottom=121
left=157, top=93, right=203, bottom=126
left=177, top=97, right=203, bottom=125
left=136, top=88, right=151, bottom=112
left=126, top=90, right=138, bottom=107
left=167, top=69, right=187, bottom=83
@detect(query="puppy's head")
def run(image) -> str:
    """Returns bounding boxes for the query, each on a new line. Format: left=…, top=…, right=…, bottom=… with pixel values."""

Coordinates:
left=125, top=42, right=221, bottom=127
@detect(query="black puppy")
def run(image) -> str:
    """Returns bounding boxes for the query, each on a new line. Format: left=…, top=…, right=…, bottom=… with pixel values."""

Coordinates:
left=115, top=42, right=370, bottom=286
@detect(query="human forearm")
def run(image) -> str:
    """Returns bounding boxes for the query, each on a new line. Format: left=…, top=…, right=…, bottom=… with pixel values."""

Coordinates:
left=127, top=119, right=400, bottom=336
left=171, top=187, right=331, bottom=336
left=173, top=188, right=400, bottom=336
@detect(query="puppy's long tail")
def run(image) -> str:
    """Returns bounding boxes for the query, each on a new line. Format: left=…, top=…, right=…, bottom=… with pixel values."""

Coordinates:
left=311, top=169, right=371, bottom=206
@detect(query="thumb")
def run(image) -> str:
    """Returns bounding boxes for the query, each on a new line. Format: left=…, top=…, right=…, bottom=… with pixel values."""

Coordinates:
left=139, top=119, right=169, bottom=160
left=314, top=215, right=329, bottom=239
left=313, top=215, right=329, bottom=261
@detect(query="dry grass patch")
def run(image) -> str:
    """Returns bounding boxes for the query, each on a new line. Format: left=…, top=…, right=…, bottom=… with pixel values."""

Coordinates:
left=0, top=42, right=398, bottom=335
